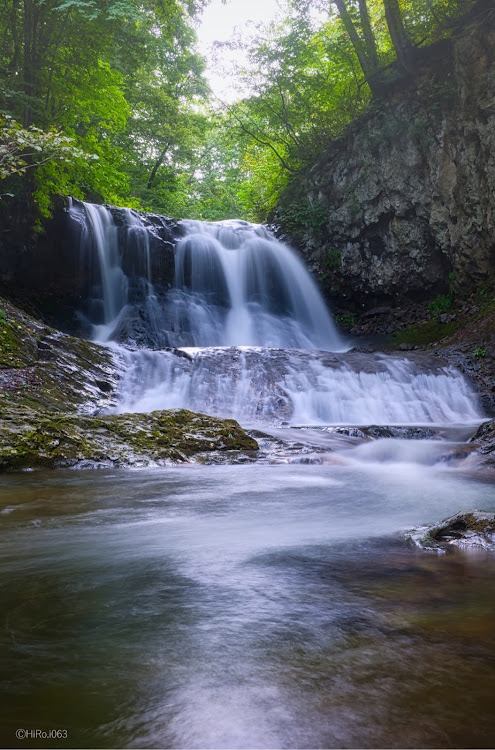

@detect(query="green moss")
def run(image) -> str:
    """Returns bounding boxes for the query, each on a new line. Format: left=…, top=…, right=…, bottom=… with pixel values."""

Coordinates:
left=0, top=296, right=119, bottom=412
left=0, top=407, right=259, bottom=472
left=390, top=319, right=459, bottom=347
left=0, top=309, right=38, bottom=368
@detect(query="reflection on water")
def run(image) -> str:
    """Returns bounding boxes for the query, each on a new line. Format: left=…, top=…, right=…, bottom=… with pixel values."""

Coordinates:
left=1, top=463, right=495, bottom=749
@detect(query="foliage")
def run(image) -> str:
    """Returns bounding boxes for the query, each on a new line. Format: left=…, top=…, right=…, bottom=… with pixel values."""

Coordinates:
left=428, top=293, right=452, bottom=313
left=336, top=312, right=356, bottom=327
left=0, top=114, right=96, bottom=210
left=219, top=0, right=475, bottom=220
left=0, top=0, right=210, bottom=220
left=0, top=0, right=478, bottom=224
left=474, top=347, right=486, bottom=359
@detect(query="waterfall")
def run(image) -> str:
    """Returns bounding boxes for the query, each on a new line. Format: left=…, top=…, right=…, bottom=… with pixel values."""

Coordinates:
left=69, top=200, right=156, bottom=342
left=173, top=220, right=343, bottom=350
left=114, top=347, right=481, bottom=426
left=69, top=200, right=129, bottom=339
left=69, top=200, right=483, bottom=427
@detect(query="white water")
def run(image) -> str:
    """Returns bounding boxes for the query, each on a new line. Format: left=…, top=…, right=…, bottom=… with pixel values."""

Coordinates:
left=70, top=201, right=483, bottom=429
left=114, top=346, right=481, bottom=426
left=82, top=203, right=129, bottom=338
left=174, top=220, right=344, bottom=350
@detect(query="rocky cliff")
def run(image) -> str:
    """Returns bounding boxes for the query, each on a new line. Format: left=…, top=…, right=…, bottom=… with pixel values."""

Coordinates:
left=0, top=199, right=180, bottom=335
left=276, top=0, right=495, bottom=313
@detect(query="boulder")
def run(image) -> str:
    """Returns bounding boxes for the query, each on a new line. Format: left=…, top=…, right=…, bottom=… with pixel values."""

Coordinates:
left=403, top=510, right=495, bottom=552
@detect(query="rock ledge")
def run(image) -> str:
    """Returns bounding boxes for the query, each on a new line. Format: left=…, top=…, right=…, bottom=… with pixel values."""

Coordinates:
left=0, top=406, right=258, bottom=471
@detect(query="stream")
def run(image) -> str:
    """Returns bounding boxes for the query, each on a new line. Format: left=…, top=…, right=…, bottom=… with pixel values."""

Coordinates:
left=1, top=462, right=495, bottom=748
left=1, top=205, right=495, bottom=748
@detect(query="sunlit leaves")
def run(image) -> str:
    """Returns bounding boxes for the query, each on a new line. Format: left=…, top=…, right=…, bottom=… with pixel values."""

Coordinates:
left=0, top=114, right=94, bottom=181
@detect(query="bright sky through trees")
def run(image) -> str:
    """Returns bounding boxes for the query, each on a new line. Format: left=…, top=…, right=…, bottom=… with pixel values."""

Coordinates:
left=196, top=0, right=285, bottom=101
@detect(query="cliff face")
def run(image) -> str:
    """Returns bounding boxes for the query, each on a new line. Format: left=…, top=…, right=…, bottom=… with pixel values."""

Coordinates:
left=276, top=1, right=495, bottom=311
left=0, top=199, right=180, bottom=335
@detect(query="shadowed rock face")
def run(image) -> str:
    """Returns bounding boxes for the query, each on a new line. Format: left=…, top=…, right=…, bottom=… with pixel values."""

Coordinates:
left=470, top=419, right=495, bottom=465
left=276, top=1, right=495, bottom=310
left=404, top=510, right=495, bottom=553
left=0, top=201, right=181, bottom=335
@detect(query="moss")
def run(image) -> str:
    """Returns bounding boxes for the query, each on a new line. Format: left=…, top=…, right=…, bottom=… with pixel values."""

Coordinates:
left=390, top=319, right=459, bottom=347
left=0, top=296, right=119, bottom=412
left=431, top=513, right=495, bottom=540
left=0, top=298, right=259, bottom=471
left=0, top=406, right=259, bottom=472
left=0, top=308, right=38, bottom=367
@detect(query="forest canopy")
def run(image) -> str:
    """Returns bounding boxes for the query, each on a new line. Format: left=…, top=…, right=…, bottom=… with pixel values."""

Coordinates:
left=0, top=0, right=475, bottom=225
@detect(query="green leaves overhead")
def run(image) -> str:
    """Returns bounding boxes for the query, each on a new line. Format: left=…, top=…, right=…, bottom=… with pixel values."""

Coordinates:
left=0, top=0, right=477, bottom=225
left=0, top=0, right=209, bottom=217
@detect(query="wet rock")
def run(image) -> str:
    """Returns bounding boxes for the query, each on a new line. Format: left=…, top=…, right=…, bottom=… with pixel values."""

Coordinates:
left=0, top=297, right=121, bottom=413
left=404, top=511, right=495, bottom=553
left=470, top=420, right=495, bottom=466
left=0, top=406, right=258, bottom=471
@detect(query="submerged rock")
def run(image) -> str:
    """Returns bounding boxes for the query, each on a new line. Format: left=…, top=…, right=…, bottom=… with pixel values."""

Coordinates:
left=0, top=406, right=258, bottom=471
left=403, top=511, right=495, bottom=553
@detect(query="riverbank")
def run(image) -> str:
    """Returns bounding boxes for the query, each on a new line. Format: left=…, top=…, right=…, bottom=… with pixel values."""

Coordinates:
left=0, top=297, right=258, bottom=469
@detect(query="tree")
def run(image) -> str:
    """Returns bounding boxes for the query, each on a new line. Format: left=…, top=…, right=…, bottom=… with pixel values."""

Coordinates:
left=383, top=0, right=414, bottom=71
left=330, top=0, right=382, bottom=95
left=0, top=0, right=209, bottom=217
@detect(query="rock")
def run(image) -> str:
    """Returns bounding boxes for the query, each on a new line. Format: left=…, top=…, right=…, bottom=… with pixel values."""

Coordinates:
left=0, top=200, right=179, bottom=336
left=0, top=297, right=121, bottom=413
left=0, top=298, right=258, bottom=470
left=363, top=425, right=439, bottom=440
left=275, top=2, right=495, bottom=311
left=0, top=406, right=258, bottom=471
left=362, top=307, right=391, bottom=317
left=470, top=419, right=495, bottom=465
left=403, top=511, right=495, bottom=553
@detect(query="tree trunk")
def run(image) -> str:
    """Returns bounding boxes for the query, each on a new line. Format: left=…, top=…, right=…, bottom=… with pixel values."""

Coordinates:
left=358, top=0, right=379, bottom=72
left=331, top=0, right=381, bottom=96
left=147, top=144, right=170, bottom=190
left=22, top=0, right=33, bottom=125
left=383, top=0, right=414, bottom=72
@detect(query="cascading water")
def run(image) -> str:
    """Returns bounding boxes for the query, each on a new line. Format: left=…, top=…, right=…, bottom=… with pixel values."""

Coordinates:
left=172, top=220, right=343, bottom=349
left=115, top=347, right=481, bottom=426
left=69, top=200, right=129, bottom=340
left=70, top=200, right=483, bottom=428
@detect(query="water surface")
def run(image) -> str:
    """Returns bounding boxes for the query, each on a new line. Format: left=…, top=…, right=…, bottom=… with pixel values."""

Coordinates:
left=1, top=461, right=495, bottom=748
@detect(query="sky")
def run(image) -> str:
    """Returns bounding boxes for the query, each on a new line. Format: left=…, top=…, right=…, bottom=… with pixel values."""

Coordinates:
left=195, top=0, right=286, bottom=102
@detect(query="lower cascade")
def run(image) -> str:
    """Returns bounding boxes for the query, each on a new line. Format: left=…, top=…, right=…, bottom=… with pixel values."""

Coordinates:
left=115, top=347, right=480, bottom=426
left=70, top=200, right=483, bottom=427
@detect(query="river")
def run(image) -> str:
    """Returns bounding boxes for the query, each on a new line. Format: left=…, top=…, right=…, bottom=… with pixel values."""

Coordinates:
left=1, top=457, right=495, bottom=748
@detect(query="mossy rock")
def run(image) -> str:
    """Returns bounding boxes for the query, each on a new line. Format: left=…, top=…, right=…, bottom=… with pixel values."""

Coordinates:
left=0, top=406, right=258, bottom=471
left=390, top=319, right=458, bottom=348
left=0, top=297, right=120, bottom=412
left=403, top=511, right=495, bottom=552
